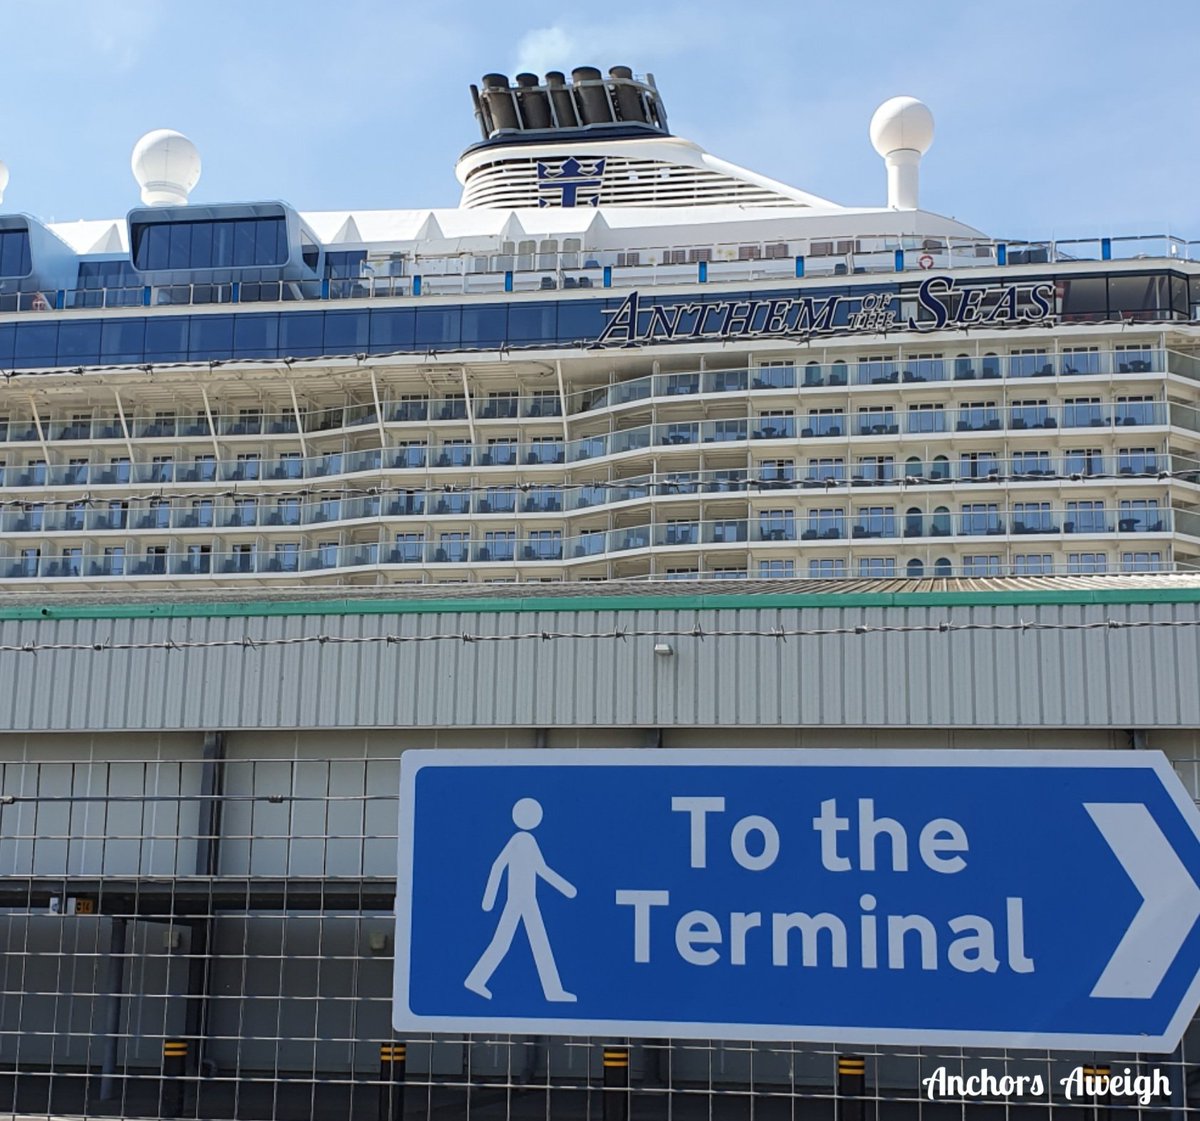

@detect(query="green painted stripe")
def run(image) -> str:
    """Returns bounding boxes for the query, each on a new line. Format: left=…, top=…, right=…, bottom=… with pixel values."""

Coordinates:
left=0, top=586, right=1198, bottom=622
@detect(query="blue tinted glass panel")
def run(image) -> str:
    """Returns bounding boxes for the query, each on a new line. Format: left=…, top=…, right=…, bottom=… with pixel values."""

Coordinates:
left=145, top=225, right=169, bottom=270
left=415, top=307, right=461, bottom=348
left=0, top=323, right=15, bottom=364
left=77, top=262, right=102, bottom=290
left=57, top=321, right=102, bottom=362
left=144, top=316, right=189, bottom=360
left=101, top=319, right=145, bottom=361
left=0, top=288, right=965, bottom=370
left=232, top=313, right=279, bottom=356
left=0, top=230, right=32, bottom=278
left=167, top=223, right=192, bottom=269
left=255, top=219, right=281, bottom=266
left=461, top=305, right=506, bottom=348
left=233, top=221, right=256, bottom=267
left=14, top=323, right=58, bottom=364
left=156, top=224, right=176, bottom=270
left=130, top=225, right=150, bottom=270
left=508, top=302, right=556, bottom=342
left=212, top=222, right=236, bottom=267
left=190, top=222, right=213, bottom=269
left=190, top=315, right=234, bottom=357
left=300, top=232, right=319, bottom=271
left=279, top=312, right=324, bottom=356
left=369, top=308, right=415, bottom=351
left=325, top=251, right=366, bottom=279
left=79, top=259, right=140, bottom=290
left=324, top=310, right=369, bottom=351
left=557, top=299, right=608, bottom=342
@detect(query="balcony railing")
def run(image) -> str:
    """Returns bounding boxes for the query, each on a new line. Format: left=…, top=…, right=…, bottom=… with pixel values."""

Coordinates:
left=2, top=505, right=1188, bottom=582
left=3, top=348, right=1196, bottom=451
left=0, top=454, right=1196, bottom=536
left=569, top=349, right=1187, bottom=415
left=6, top=489, right=1183, bottom=538
left=7, top=234, right=1198, bottom=315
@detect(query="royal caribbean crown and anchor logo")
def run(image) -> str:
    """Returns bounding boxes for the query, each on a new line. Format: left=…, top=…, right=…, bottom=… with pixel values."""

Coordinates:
left=536, top=156, right=607, bottom=207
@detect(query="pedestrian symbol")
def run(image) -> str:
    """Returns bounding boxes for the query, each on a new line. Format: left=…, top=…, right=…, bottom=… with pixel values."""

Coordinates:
left=464, top=797, right=578, bottom=1002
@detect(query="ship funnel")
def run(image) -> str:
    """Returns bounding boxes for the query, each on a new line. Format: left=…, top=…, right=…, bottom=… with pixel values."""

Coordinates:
left=608, top=66, right=647, bottom=123
left=869, top=96, right=934, bottom=210
left=544, top=71, right=579, bottom=128
left=480, top=73, right=519, bottom=133
left=515, top=72, right=552, bottom=130
left=571, top=66, right=612, bottom=124
left=469, top=66, right=670, bottom=141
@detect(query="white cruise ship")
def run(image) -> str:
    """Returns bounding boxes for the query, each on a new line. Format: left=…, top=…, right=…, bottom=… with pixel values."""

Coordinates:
left=0, top=64, right=1196, bottom=586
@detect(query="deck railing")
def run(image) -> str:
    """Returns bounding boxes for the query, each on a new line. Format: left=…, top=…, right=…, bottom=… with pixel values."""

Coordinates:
left=5, top=233, right=1198, bottom=315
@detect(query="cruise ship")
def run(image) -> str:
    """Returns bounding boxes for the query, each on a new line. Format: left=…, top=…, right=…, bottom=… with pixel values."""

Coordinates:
left=0, top=64, right=1196, bottom=586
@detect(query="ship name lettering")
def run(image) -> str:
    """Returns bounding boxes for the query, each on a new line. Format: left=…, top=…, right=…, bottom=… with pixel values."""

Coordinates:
left=593, top=278, right=1056, bottom=348
left=907, top=276, right=1056, bottom=330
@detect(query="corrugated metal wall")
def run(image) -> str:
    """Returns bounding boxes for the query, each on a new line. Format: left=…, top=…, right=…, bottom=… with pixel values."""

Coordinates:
left=0, top=599, right=1194, bottom=731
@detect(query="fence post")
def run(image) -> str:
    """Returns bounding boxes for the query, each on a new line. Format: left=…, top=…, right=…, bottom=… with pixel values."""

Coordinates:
left=160, top=1039, right=187, bottom=1118
left=837, top=1054, right=866, bottom=1121
left=98, top=918, right=127, bottom=1100
left=1082, top=1063, right=1111, bottom=1121
left=379, top=1041, right=406, bottom=1121
left=602, top=1044, right=629, bottom=1121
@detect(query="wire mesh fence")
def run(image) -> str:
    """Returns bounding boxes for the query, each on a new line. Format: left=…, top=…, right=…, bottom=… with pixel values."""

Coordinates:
left=1, top=748, right=1199, bottom=1120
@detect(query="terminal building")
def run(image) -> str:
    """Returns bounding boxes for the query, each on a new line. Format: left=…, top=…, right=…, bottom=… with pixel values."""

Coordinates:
left=0, top=64, right=1198, bottom=1121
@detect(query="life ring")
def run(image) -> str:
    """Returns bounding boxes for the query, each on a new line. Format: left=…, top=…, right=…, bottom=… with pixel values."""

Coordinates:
left=917, top=253, right=935, bottom=270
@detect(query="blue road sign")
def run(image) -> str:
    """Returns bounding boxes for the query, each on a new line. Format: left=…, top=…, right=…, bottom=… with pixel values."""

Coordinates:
left=393, top=749, right=1200, bottom=1051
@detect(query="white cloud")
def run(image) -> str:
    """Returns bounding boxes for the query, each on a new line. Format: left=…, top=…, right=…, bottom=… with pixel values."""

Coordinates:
left=514, top=26, right=578, bottom=76
left=511, top=13, right=721, bottom=77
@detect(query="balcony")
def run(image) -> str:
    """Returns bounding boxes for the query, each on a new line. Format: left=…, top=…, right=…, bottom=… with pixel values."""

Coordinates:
left=0, top=503, right=1184, bottom=585
left=799, top=417, right=844, bottom=438
left=0, top=391, right=1185, bottom=494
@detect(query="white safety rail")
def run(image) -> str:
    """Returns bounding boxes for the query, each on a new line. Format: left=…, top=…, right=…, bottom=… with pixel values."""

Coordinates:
left=6, top=234, right=1199, bottom=316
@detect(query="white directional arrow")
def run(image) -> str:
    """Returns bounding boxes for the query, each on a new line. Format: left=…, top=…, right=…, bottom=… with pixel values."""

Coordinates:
left=1085, top=802, right=1200, bottom=999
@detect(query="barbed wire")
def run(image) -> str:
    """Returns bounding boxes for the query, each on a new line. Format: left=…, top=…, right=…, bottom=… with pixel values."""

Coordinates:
left=2, top=614, right=1199, bottom=655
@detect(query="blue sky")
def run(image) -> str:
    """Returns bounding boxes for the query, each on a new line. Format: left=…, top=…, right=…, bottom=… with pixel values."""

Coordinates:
left=5, top=0, right=1198, bottom=239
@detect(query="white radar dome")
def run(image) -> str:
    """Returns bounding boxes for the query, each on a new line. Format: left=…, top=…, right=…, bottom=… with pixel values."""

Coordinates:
left=869, top=96, right=934, bottom=210
left=869, top=96, right=934, bottom=157
left=131, top=129, right=201, bottom=206
left=0, top=161, right=9, bottom=206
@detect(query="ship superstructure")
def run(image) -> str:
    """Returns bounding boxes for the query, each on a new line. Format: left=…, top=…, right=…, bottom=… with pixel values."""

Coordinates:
left=0, top=67, right=1196, bottom=586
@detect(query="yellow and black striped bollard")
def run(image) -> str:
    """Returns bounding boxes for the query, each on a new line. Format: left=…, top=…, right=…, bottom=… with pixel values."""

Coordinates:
left=1082, top=1064, right=1111, bottom=1121
left=160, top=1039, right=188, bottom=1119
left=379, top=1042, right=407, bottom=1121
left=837, top=1054, right=866, bottom=1121
left=602, top=1045, right=630, bottom=1121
